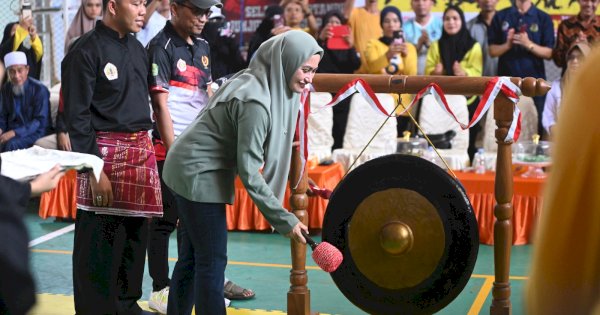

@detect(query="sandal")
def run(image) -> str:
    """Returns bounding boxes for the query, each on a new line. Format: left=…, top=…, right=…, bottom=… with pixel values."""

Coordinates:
left=224, top=280, right=255, bottom=300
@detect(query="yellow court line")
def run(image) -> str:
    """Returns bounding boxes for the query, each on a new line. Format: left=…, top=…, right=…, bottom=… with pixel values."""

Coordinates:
left=31, top=248, right=529, bottom=279
left=468, top=275, right=495, bottom=315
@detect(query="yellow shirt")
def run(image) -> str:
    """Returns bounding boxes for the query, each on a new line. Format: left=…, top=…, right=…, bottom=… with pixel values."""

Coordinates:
left=14, top=25, right=43, bottom=62
left=364, top=39, right=418, bottom=76
left=348, top=7, right=381, bottom=74
left=424, top=41, right=482, bottom=77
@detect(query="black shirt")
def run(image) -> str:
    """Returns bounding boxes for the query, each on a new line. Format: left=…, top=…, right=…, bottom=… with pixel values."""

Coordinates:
left=61, top=21, right=152, bottom=157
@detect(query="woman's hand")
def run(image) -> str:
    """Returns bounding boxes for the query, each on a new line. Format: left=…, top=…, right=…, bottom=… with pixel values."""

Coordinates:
left=432, top=63, right=444, bottom=75
left=286, top=222, right=309, bottom=244
left=90, top=170, right=113, bottom=207
left=452, top=61, right=466, bottom=76
left=344, top=26, right=354, bottom=47
left=319, top=24, right=333, bottom=41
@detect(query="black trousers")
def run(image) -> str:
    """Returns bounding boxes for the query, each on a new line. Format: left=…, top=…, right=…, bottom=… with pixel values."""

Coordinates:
left=73, top=209, right=148, bottom=315
left=147, top=160, right=178, bottom=292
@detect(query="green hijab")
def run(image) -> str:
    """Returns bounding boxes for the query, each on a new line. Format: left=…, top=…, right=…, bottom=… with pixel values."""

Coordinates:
left=207, top=30, right=323, bottom=202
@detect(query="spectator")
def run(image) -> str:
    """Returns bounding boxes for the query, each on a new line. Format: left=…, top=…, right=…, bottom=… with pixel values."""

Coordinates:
left=403, top=0, right=443, bottom=75
left=64, top=0, right=103, bottom=53
left=0, top=164, right=64, bottom=315
left=0, top=16, right=43, bottom=80
left=552, top=0, right=600, bottom=69
left=488, top=0, right=554, bottom=135
left=201, top=7, right=245, bottom=80
left=426, top=5, right=482, bottom=78
left=137, top=0, right=171, bottom=47
left=0, top=51, right=51, bottom=152
left=343, top=0, right=381, bottom=74
left=316, top=9, right=360, bottom=149
left=247, top=5, right=283, bottom=63
left=542, top=42, right=590, bottom=136
left=279, top=0, right=318, bottom=36
left=467, top=0, right=499, bottom=77
left=364, top=6, right=417, bottom=76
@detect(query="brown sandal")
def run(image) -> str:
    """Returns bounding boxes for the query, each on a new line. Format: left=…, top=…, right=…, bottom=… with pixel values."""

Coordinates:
left=224, top=280, right=255, bottom=300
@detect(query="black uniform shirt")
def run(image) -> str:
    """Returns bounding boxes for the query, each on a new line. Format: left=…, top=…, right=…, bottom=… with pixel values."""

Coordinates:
left=61, top=21, right=152, bottom=157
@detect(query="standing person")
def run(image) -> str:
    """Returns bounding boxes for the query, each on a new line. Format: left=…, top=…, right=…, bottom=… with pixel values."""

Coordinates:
left=279, top=0, right=318, bottom=36
left=343, top=0, right=381, bottom=74
left=403, top=0, right=443, bottom=75
left=0, top=165, right=64, bottom=315
left=64, top=0, right=103, bottom=53
left=0, top=16, right=43, bottom=80
left=467, top=0, right=499, bottom=77
left=552, top=0, right=600, bottom=69
left=246, top=5, right=283, bottom=63
left=136, top=0, right=171, bottom=48
left=61, top=0, right=162, bottom=313
left=488, top=0, right=554, bottom=135
left=162, top=30, right=320, bottom=315
left=201, top=8, right=246, bottom=81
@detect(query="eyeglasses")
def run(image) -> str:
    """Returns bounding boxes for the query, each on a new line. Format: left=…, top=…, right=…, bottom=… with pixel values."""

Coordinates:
left=178, top=2, right=212, bottom=18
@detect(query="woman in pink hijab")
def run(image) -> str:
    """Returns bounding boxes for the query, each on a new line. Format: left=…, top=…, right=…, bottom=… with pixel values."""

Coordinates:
left=64, top=0, right=102, bottom=53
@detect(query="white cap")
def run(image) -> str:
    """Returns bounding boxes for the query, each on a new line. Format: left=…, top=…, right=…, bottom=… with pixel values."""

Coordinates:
left=4, top=51, right=27, bottom=68
left=209, top=6, right=225, bottom=20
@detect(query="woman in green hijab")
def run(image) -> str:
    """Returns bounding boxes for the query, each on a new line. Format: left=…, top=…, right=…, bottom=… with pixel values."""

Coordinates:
left=162, top=30, right=323, bottom=315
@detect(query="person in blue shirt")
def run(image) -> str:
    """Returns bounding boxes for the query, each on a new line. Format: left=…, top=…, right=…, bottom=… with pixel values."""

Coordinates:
left=403, top=0, right=443, bottom=75
left=0, top=51, right=50, bottom=152
left=488, top=0, right=554, bottom=135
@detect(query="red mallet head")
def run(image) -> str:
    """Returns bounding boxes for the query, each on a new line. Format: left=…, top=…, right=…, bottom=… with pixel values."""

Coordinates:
left=302, top=231, right=343, bottom=273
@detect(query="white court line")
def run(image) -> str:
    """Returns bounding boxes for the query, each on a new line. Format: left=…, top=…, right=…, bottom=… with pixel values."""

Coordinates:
left=29, top=224, right=75, bottom=247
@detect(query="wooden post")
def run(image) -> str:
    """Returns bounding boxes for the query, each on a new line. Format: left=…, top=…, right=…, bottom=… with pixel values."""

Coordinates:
left=491, top=93, right=515, bottom=315
left=287, top=98, right=315, bottom=315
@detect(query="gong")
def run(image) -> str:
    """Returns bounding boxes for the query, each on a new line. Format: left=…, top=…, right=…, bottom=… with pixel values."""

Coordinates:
left=322, top=154, right=479, bottom=315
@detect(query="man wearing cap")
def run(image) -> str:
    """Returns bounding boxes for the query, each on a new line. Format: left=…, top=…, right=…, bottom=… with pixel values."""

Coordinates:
left=61, top=0, right=162, bottom=314
left=145, top=0, right=252, bottom=313
left=0, top=51, right=50, bottom=152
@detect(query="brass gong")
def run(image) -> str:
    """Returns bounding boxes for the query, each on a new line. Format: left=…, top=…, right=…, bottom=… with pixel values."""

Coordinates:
left=323, top=154, right=479, bottom=315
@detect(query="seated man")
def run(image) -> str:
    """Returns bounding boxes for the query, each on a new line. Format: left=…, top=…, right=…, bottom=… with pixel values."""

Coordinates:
left=0, top=51, right=50, bottom=152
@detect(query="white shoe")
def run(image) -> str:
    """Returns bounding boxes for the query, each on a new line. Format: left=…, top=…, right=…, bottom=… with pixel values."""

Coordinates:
left=149, top=286, right=169, bottom=314
left=225, top=297, right=231, bottom=307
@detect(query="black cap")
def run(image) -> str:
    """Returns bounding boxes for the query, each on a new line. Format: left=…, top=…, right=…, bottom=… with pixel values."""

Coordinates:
left=174, top=0, right=222, bottom=9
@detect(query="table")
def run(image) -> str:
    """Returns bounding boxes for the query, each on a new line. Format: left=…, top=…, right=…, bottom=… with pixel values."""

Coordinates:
left=454, top=171, right=546, bottom=245
left=225, top=163, right=345, bottom=230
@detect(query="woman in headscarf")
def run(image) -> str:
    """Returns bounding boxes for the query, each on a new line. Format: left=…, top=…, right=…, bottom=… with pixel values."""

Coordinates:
left=542, top=42, right=590, bottom=136
left=425, top=5, right=481, bottom=79
left=526, top=44, right=600, bottom=315
left=316, top=9, right=361, bottom=149
left=364, top=6, right=417, bottom=76
left=64, top=0, right=102, bottom=53
left=162, top=30, right=323, bottom=315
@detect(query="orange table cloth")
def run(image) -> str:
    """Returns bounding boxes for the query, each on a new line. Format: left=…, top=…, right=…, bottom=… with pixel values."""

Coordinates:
left=39, top=170, right=78, bottom=219
left=454, top=171, right=546, bottom=245
left=225, top=163, right=345, bottom=231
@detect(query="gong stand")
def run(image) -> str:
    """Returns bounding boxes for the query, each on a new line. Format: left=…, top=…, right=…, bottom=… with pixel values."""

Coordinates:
left=286, top=74, right=549, bottom=315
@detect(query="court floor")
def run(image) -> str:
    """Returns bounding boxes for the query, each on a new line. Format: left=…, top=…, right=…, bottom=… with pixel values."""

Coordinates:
left=24, top=200, right=532, bottom=315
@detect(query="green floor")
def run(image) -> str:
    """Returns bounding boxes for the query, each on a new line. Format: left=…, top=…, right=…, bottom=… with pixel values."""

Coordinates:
left=25, top=199, right=532, bottom=315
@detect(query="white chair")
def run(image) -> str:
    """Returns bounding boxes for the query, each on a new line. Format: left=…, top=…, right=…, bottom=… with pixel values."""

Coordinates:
left=332, top=93, right=397, bottom=171
left=482, top=96, right=538, bottom=171
left=418, top=94, right=470, bottom=170
left=49, top=83, right=61, bottom=129
left=307, top=92, right=334, bottom=162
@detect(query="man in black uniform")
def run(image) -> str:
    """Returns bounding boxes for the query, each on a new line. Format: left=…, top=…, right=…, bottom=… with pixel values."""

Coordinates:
left=61, top=0, right=163, bottom=313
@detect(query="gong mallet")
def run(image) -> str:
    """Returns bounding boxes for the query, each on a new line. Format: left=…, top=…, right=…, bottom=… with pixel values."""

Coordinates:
left=301, top=230, right=343, bottom=272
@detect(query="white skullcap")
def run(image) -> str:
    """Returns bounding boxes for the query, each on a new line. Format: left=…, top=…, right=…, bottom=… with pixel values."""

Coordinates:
left=4, top=51, right=28, bottom=68
left=209, top=7, right=225, bottom=20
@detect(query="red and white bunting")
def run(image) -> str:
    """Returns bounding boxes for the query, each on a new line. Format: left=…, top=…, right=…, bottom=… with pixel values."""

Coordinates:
left=293, top=77, right=523, bottom=189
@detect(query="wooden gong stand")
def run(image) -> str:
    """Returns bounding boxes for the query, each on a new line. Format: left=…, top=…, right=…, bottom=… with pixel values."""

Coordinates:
left=286, top=74, right=550, bottom=315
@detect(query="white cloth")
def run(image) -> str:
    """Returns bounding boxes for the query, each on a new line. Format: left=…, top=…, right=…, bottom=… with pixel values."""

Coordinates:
left=0, top=146, right=103, bottom=181
left=4, top=51, right=27, bottom=68
left=136, top=12, right=168, bottom=47
left=541, top=80, right=561, bottom=134
left=307, top=92, right=333, bottom=161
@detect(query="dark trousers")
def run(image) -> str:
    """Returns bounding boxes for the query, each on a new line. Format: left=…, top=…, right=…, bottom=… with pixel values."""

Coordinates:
left=147, top=160, right=178, bottom=292
left=167, top=195, right=227, bottom=315
left=532, top=94, right=547, bottom=138
left=331, top=96, right=352, bottom=150
left=73, top=209, right=148, bottom=315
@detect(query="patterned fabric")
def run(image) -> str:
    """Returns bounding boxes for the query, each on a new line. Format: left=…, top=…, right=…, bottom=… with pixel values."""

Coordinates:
left=552, top=15, right=600, bottom=68
left=77, top=131, right=162, bottom=217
